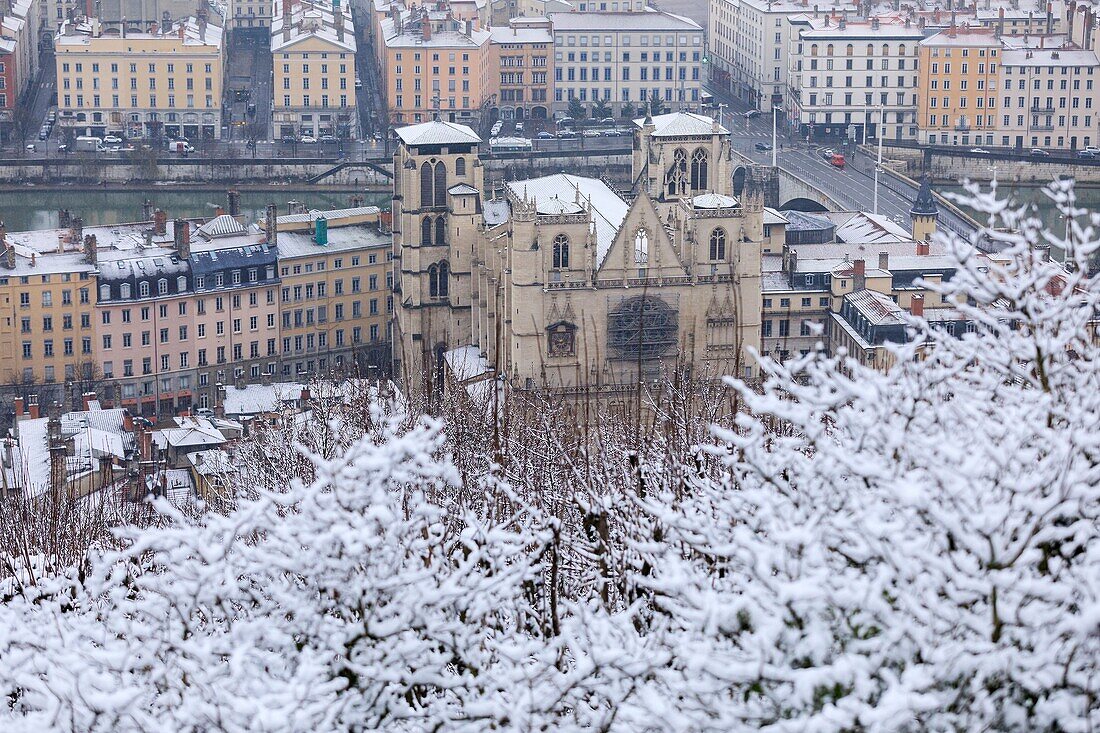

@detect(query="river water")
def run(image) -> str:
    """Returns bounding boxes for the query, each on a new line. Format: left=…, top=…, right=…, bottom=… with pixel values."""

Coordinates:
left=940, top=181, right=1100, bottom=234
left=0, top=187, right=391, bottom=231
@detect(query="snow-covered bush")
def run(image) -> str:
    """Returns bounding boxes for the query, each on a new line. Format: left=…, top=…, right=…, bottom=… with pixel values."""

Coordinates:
left=0, top=182, right=1096, bottom=732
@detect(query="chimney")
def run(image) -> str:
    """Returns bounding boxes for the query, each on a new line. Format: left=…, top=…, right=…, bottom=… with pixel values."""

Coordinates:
left=910, top=293, right=925, bottom=317
left=839, top=10, right=847, bottom=29
left=154, top=208, right=167, bottom=235
left=123, top=410, right=134, bottom=432
left=814, top=3, right=819, bottom=16
left=82, top=391, right=95, bottom=410
left=178, top=21, right=184, bottom=40
left=3, top=240, right=12, bottom=269
left=265, top=203, right=278, bottom=245
left=335, top=0, right=344, bottom=40
left=13, top=396, right=23, bottom=416
left=30, top=252, right=35, bottom=268
left=878, top=251, right=889, bottom=271
left=122, top=15, right=127, bottom=37
left=142, top=198, right=153, bottom=220
left=227, top=189, right=241, bottom=216
left=917, top=239, right=930, bottom=255
left=825, top=13, right=830, bottom=25
left=71, top=216, right=83, bottom=246
left=29, top=395, right=39, bottom=420
left=214, top=206, right=225, bottom=217
left=949, top=12, right=957, bottom=36
left=853, top=258, right=866, bottom=291
left=871, top=16, right=879, bottom=30
left=58, top=209, right=71, bottom=228
left=300, top=387, right=311, bottom=402
left=423, top=18, right=432, bottom=40
left=282, top=0, right=291, bottom=40
left=998, top=6, right=1005, bottom=36
left=174, top=219, right=191, bottom=259
left=83, top=234, right=97, bottom=265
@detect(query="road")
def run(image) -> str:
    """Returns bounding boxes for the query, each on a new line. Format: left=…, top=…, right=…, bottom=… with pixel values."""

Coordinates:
left=708, top=85, right=979, bottom=238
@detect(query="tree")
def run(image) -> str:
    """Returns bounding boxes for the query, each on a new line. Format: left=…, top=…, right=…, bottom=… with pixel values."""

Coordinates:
left=646, top=95, right=664, bottom=116
left=0, top=182, right=1096, bottom=732
left=620, top=101, right=637, bottom=120
left=591, top=96, right=611, bottom=120
left=567, top=96, right=586, bottom=122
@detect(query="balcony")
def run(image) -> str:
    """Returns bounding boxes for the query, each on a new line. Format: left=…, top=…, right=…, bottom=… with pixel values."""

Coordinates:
left=954, top=123, right=971, bottom=131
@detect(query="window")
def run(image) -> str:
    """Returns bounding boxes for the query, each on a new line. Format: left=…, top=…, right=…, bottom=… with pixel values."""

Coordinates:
left=428, top=261, right=450, bottom=298
left=634, top=228, right=649, bottom=265
left=709, top=228, right=726, bottom=261
left=690, top=148, right=708, bottom=191
left=552, top=234, right=570, bottom=269
left=455, top=157, right=466, bottom=176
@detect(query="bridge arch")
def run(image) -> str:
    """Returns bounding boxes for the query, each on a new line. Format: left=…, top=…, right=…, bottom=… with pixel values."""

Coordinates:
left=780, top=197, right=830, bottom=213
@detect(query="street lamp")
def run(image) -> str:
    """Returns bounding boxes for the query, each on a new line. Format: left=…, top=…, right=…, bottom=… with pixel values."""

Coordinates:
left=873, top=105, right=884, bottom=216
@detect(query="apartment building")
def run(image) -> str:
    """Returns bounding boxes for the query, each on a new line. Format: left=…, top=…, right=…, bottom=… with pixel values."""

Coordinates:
left=998, top=44, right=1099, bottom=150
left=55, top=15, right=224, bottom=140
left=276, top=207, right=392, bottom=377
left=709, top=0, right=856, bottom=113
left=271, top=0, right=358, bottom=140
left=0, top=0, right=43, bottom=140
left=916, top=27, right=1003, bottom=146
left=0, top=200, right=394, bottom=417
left=225, top=0, right=271, bottom=30
left=787, top=14, right=922, bottom=142
left=378, top=4, right=492, bottom=125
left=0, top=219, right=98, bottom=395
left=550, top=11, right=704, bottom=117
left=489, top=21, right=553, bottom=120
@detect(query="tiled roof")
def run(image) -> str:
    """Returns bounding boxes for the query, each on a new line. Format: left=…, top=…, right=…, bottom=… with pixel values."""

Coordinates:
left=846, top=288, right=906, bottom=327
left=395, top=119, right=480, bottom=146
left=550, top=10, right=702, bottom=32
left=635, top=111, right=728, bottom=137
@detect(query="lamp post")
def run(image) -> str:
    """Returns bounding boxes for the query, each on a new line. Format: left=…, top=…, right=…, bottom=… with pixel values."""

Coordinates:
left=873, top=105, right=884, bottom=215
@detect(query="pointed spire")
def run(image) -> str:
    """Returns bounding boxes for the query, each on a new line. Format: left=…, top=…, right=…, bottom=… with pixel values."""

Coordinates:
left=910, top=174, right=939, bottom=217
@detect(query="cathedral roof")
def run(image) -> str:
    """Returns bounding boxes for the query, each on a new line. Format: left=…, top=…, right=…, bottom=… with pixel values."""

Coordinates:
left=505, top=173, right=628, bottom=266
left=910, top=174, right=939, bottom=217
left=395, top=120, right=480, bottom=146
left=691, top=193, right=738, bottom=209
left=535, top=196, right=585, bottom=215
left=633, top=111, right=729, bottom=137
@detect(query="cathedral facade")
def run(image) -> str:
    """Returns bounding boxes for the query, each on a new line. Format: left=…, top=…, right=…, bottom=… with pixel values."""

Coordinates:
left=392, top=112, right=765, bottom=398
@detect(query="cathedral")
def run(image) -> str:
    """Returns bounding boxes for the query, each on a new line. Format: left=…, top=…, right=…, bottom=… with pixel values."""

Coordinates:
left=391, top=111, right=765, bottom=398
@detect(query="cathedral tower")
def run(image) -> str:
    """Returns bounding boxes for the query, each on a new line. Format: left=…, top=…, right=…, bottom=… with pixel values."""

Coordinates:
left=909, top=174, right=940, bottom=243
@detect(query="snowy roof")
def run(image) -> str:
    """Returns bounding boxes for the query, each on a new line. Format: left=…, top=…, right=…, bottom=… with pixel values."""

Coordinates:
left=505, top=173, right=629, bottom=267
left=846, top=288, right=906, bottom=327
left=764, top=208, right=789, bottom=225
left=221, top=382, right=310, bottom=416
left=483, top=199, right=511, bottom=227
left=1001, top=47, right=1100, bottom=67
left=277, top=225, right=390, bottom=257
left=396, top=119, right=481, bottom=146
left=271, top=0, right=357, bottom=53
left=186, top=449, right=237, bottom=476
left=277, top=205, right=381, bottom=225
left=829, top=211, right=913, bottom=245
left=152, top=417, right=227, bottom=449
left=550, top=10, right=702, bottom=32
left=536, top=196, right=586, bottom=215
left=489, top=26, right=553, bottom=43
left=196, top=214, right=248, bottom=239
left=444, top=346, right=492, bottom=382
left=448, top=183, right=479, bottom=195
left=635, top=111, right=728, bottom=137
left=692, top=193, right=738, bottom=209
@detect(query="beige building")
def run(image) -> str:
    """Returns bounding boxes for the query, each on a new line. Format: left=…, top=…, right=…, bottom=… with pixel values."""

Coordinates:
left=0, top=0, right=42, bottom=137
left=489, top=21, right=553, bottom=120
left=225, top=0, right=271, bottom=30
left=550, top=11, right=704, bottom=117
left=55, top=15, right=225, bottom=140
left=916, top=27, right=1003, bottom=146
left=787, top=14, right=922, bottom=143
left=271, top=0, right=358, bottom=140
left=393, top=112, right=763, bottom=400
left=998, top=44, right=1099, bottom=150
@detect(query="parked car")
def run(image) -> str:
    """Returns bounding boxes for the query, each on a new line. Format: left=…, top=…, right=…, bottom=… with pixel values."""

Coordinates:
left=319, top=134, right=338, bottom=143
left=969, top=147, right=990, bottom=154
left=281, top=134, right=297, bottom=144
left=1030, top=148, right=1050, bottom=156
left=57, top=143, right=68, bottom=153
left=536, top=130, right=554, bottom=139
left=581, top=129, right=602, bottom=137
left=755, top=141, right=773, bottom=152
left=300, top=134, right=317, bottom=143
left=490, top=122, right=503, bottom=135
left=744, top=109, right=761, bottom=118
left=1077, top=149, right=1097, bottom=159
left=556, top=116, right=575, bottom=127
left=819, top=147, right=835, bottom=160
left=354, top=77, right=363, bottom=89
left=1085, top=145, right=1100, bottom=154
left=515, top=122, right=524, bottom=133
left=598, top=117, right=616, bottom=126
left=556, top=129, right=577, bottom=138
left=25, top=143, right=35, bottom=151
left=38, top=128, right=48, bottom=140
left=103, top=135, right=123, bottom=144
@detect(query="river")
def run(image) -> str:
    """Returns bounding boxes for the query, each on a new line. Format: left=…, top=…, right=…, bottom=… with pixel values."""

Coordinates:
left=939, top=180, right=1100, bottom=234
left=0, top=187, right=391, bottom=231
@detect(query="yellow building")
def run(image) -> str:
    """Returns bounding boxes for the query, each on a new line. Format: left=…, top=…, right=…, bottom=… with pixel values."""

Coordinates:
left=55, top=15, right=225, bottom=140
left=271, top=0, right=358, bottom=140
left=916, top=27, right=1002, bottom=146
left=0, top=217, right=98, bottom=398
left=488, top=21, right=553, bottom=121
left=275, top=206, right=393, bottom=377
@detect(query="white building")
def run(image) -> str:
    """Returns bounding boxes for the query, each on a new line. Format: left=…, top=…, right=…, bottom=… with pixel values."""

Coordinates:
left=787, top=14, right=923, bottom=142
left=550, top=10, right=704, bottom=118
left=998, top=44, right=1099, bottom=150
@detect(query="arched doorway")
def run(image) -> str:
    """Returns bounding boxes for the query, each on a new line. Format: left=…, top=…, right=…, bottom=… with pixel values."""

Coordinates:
left=531, top=106, right=548, bottom=119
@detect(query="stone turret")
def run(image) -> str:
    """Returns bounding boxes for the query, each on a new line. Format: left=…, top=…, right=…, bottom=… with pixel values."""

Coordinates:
left=909, top=174, right=939, bottom=243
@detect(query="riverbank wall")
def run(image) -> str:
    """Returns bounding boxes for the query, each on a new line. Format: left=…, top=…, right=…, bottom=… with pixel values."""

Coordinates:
left=873, top=144, right=1100, bottom=185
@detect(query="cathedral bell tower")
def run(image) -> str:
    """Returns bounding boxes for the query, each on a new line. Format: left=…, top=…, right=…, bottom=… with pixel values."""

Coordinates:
left=391, top=119, right=484, bottom=403
left=909, top=174, right=940, bottom=243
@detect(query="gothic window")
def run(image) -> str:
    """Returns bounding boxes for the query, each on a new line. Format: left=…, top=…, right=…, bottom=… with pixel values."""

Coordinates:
left=709, top=227, right=726, bottom=261
left=433, top=161, right=447, bottom=207
left=435, top=216, right=446, bottom=246
left=420, top=161, right=433, bottom=208
left=455, top=157, right=466, bottom=176
left=607, top=296, right=678, bottom=360
left=690, top=148, right=708, bottom=191
left=552, top=234, right=570, bottom=269
left=421, top=216, right=433, bottom=246
left=438, top=260, right=449, bottom=297
left=546, top=321, right=576, bottom=357
left=666, top=147, right=687, bottom=197
left=429, top=260, right=449, bottom=298
left=634, top=228, right=649, bottom=265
